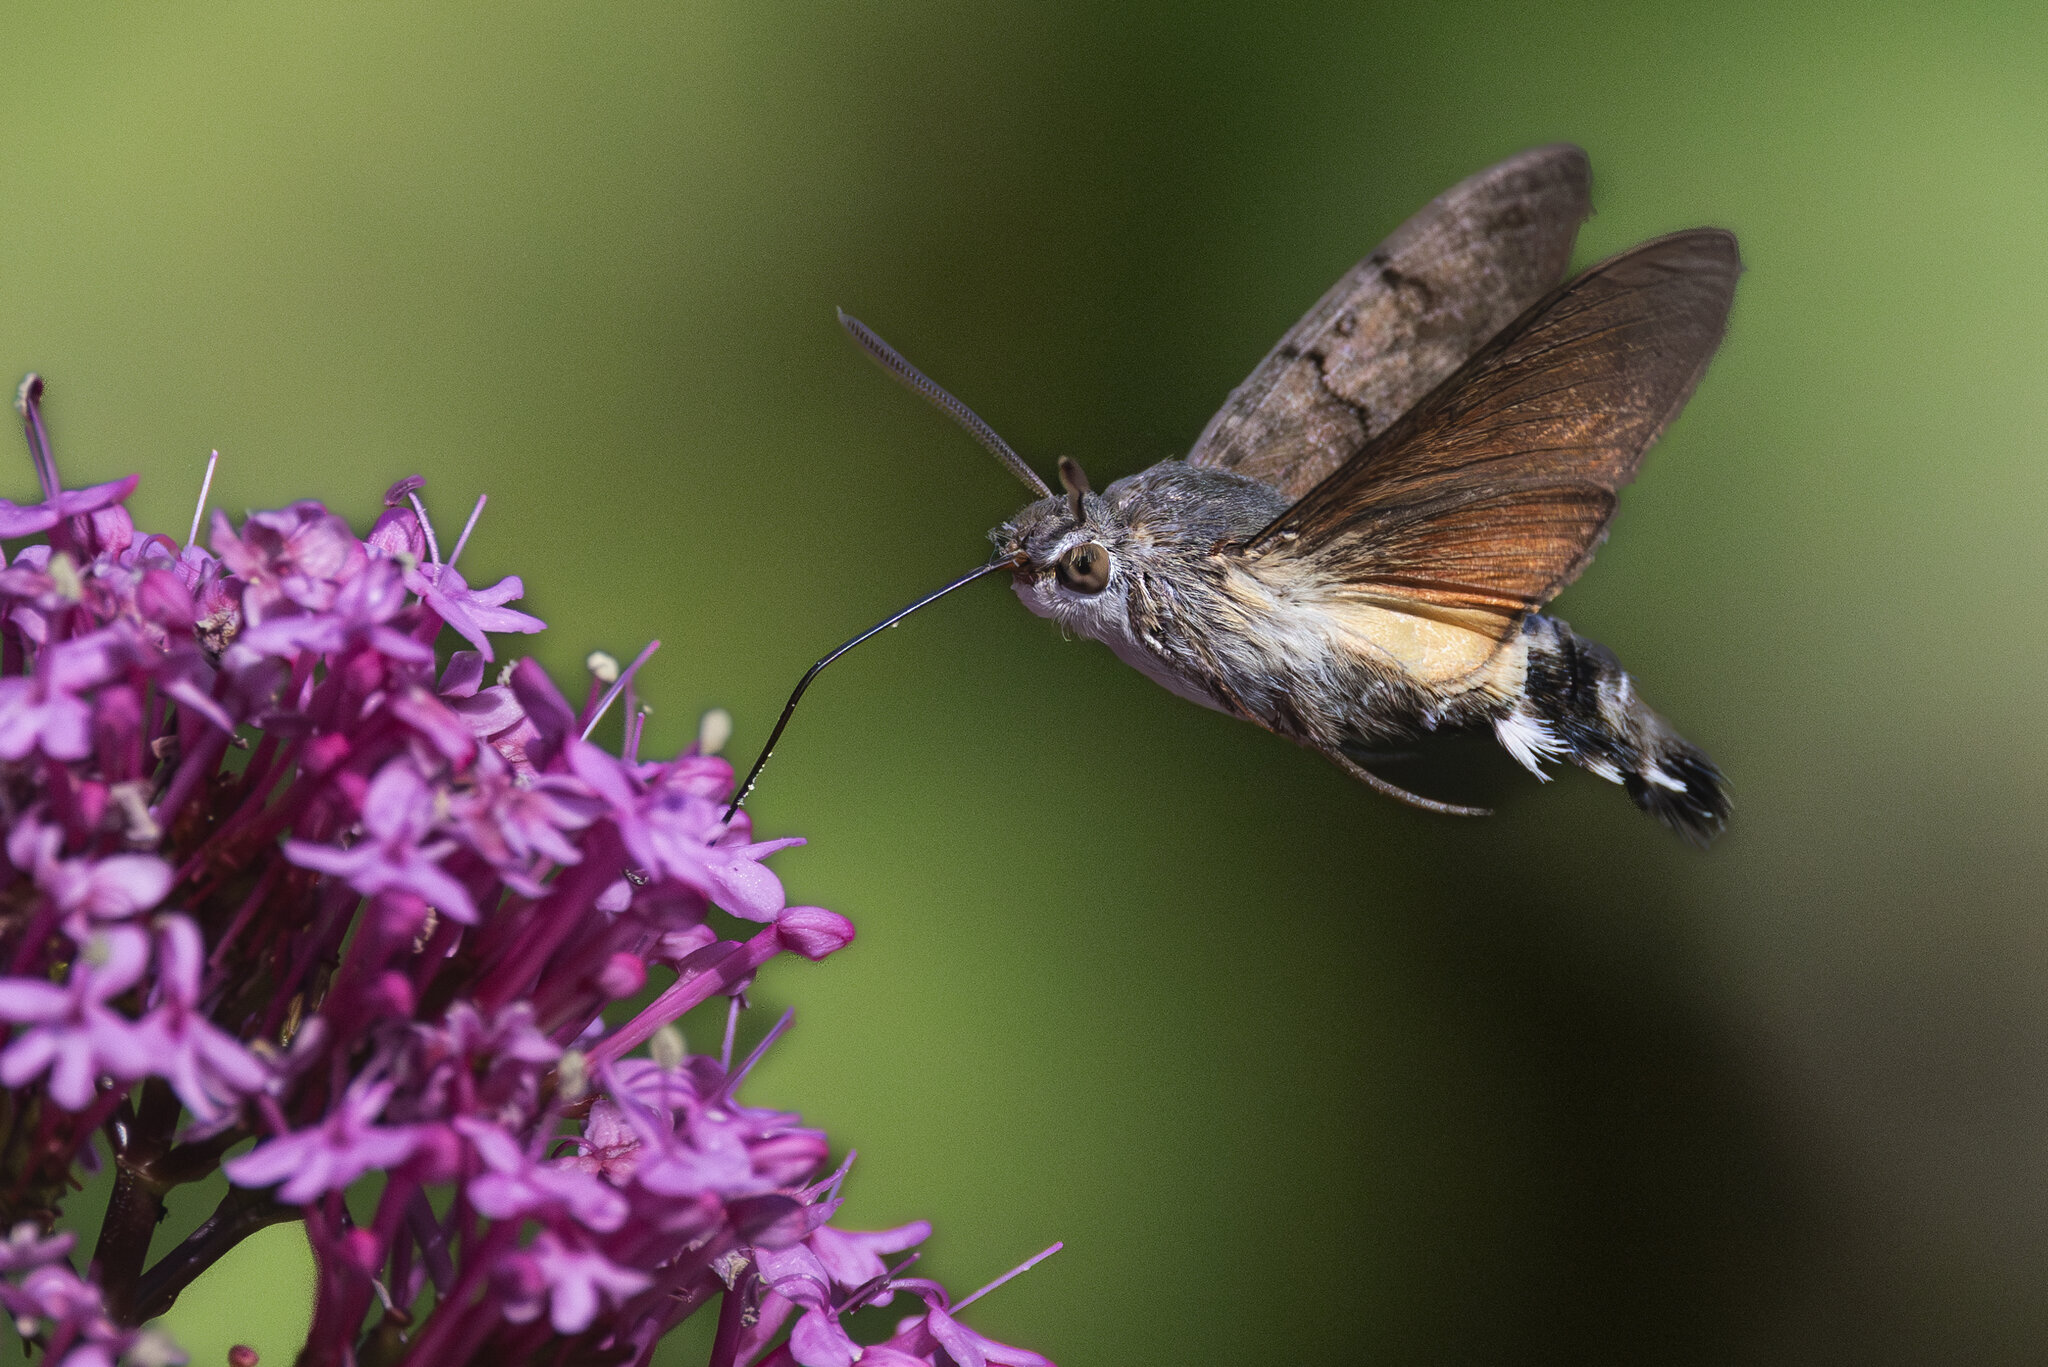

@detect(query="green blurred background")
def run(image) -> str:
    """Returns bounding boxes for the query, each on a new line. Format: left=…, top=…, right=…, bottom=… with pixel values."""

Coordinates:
left=2, top=1, right=2046, bottom=1363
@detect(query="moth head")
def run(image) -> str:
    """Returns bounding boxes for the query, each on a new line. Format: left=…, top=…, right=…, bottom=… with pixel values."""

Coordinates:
left=991, top=457, right=1133, bottom=620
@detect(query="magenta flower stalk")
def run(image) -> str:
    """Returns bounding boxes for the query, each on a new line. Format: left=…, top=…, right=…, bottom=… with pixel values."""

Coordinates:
left=0, top=375, right=1057, bottom=1366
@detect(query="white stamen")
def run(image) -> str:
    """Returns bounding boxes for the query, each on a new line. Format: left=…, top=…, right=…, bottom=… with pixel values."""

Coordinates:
left=187, top=450, right=219, bottom=548
left=449, top=493, right=487, bottom=568
left=580, top=639, right=660, bottom=741
left=649, top=1024, right=686, bottom=1070
left=1494, top=710, right=1566, bottom=779
left=697, top=707, right=732, bottom=756
left=45, top=553, right=82, bottom=603
left=586, top=651, right=621, bottom=684
left=557, top=1049, right=589, bottom=1102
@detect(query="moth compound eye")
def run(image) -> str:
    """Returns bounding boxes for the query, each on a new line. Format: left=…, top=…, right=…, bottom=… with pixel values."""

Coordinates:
left=1056, top=541, right=1111, bottom=594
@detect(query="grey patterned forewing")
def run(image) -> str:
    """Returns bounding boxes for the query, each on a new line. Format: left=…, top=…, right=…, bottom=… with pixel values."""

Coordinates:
left=1187, top=144, right=1592, bottom=500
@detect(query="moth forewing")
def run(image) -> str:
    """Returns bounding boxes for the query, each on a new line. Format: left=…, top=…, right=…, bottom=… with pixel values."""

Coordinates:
left=1246, top=228, right=1743, bottom=630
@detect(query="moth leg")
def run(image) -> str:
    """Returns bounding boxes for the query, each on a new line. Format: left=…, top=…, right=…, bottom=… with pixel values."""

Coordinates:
left=1321, top=745, right=1492, bottom=818
left=1341, top=746, right=1423, bottom=764
left=1194, top=661, right=1489, bottom=817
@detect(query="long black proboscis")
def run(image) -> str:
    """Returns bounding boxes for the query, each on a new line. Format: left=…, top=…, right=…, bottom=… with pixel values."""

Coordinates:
left=723, top=558, right=1018, bottom=820
left=836, top=309, right=1054, bottom=500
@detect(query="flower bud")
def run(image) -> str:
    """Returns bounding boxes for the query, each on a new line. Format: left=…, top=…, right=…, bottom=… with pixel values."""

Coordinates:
left=135, top=569, right=196, bottom=630
left=341, top=649, right=385, bottom=695
left=74, top=780, right=109, bottom=835
left=337, top=1227, right=382, bottom=1276
left=371, top=893, right=430, bottom=940
left=596, top=953, right=645, bottom=1000
left=749, top=1129, right=829, bottom=1186
left=92, top=687, right=143, bottom=782
left=490, top=1250, right=547, bottom=1325
left=407, top=1125, right=463, bottom=1184
left=650, top=923, right=717, bottom=967
left=776, top=907, right=856, bottom=961
left=365, top=505, right=425, bottom=559
left=727, top=1194, right=807, bottom=1250
left=87, top=505, right=133, bottom=556
left=302, top=732, right=351, bottom=775
left=367, top=971, right=417, bottom=1020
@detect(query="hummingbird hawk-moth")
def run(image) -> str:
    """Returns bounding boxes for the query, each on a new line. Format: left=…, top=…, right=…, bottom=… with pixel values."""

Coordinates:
left=731, top=144, right=1738, bottom=843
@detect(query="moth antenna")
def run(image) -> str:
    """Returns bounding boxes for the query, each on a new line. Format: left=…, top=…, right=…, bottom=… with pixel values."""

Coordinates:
left=837, top=309, right=1054, bottom=499
left=724, top=555, right=1022, bottom=820
left=1323, top=747, right=1491, bottom=818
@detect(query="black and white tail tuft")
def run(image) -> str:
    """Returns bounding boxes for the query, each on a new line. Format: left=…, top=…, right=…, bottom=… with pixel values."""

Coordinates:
left=1494, top=616, right=1728, bottom=844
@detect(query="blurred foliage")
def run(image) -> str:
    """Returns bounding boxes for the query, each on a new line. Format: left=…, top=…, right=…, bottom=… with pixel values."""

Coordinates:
left=1, top=1, right=2046, bottom=1363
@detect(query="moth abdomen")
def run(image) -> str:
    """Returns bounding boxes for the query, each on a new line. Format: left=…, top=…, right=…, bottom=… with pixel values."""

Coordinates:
left=1498, top=615, right=1728, bottom=844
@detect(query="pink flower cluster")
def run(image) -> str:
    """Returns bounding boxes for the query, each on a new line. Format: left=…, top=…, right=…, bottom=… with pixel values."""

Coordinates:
left=0, top=380, right=1054, bottom=1366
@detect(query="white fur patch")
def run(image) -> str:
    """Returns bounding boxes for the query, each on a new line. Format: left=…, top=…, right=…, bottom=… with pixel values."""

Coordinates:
left=1494, top=710, right=1566, bottom=780
left=1584, top=760, right=1623, bottom=785
left=1647, top=766, right=1687, bottom=792
left=1016, top=574, right=1231, bottom=715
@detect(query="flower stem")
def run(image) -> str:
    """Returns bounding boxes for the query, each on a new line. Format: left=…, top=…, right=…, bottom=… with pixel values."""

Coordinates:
left=705, top=1267, right=754, bottom=1367
left=94, top=1080, right=181, bottom=1325
left=124, top=1179, right=294, bottom=1325
left=588, top=927, right=781, bottom=1069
